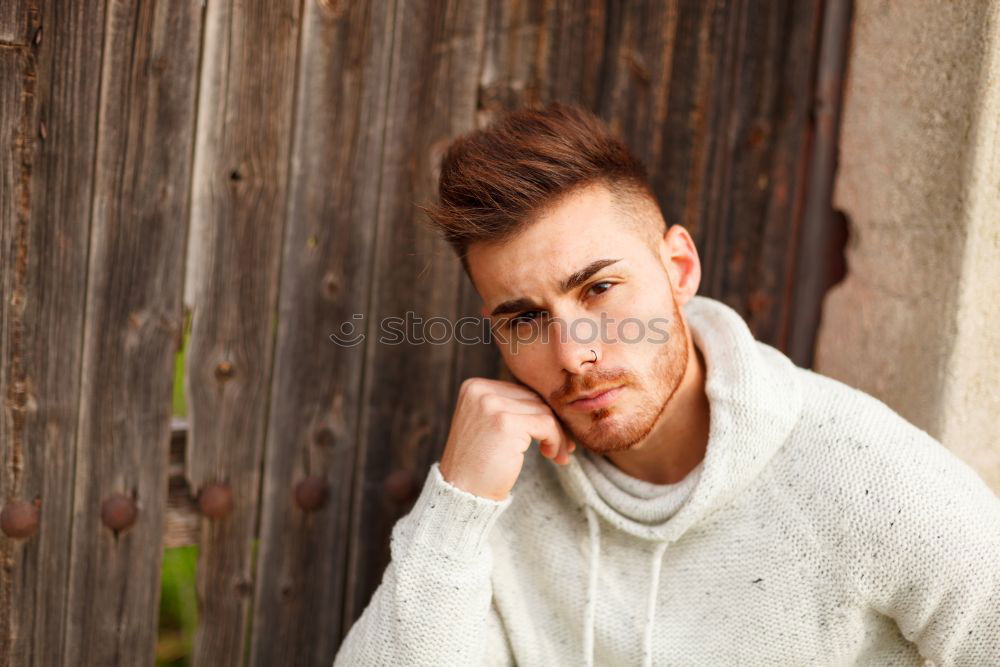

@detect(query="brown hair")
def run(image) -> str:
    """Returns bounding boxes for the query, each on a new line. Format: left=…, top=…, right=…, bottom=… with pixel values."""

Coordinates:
left=418, top=102, right=664, bottom=274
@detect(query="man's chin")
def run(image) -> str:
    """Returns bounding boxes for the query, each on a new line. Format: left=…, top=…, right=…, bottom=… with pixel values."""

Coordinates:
left=569, top=412, right=648, bottom=454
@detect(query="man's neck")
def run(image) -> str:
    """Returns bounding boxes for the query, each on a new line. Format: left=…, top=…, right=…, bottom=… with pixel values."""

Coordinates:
left=602, top=328, right=710, bottom=485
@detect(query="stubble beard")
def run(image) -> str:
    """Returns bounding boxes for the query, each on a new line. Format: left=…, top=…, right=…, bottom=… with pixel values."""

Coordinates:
left=569, top=302, right=689, bottom=454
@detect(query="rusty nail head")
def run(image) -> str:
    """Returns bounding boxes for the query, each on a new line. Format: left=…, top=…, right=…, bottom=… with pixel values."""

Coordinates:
left=294, top=475, right=328, bottom=512
left=101, top=493, right=138, bottom=532
left=215, top=361, right=234, bottom=381
left=199, top=482, right=233, bottom=518
left=383, top=469, right=417, bottom=504
left=1, top=500, right=40, bottom=539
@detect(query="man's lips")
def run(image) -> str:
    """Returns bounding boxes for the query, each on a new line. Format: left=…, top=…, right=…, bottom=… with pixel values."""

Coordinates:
left=569, top=385, right=624, bottom=410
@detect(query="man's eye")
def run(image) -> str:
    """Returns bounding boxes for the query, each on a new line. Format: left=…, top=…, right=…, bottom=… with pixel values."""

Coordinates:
left=509, top=311, right=542, bottom=327
left=588, top=281, right=614, bottom=297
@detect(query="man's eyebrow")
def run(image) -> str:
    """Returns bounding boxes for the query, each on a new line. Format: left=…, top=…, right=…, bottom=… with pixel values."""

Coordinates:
left=489, top=258, right=622, bottom=317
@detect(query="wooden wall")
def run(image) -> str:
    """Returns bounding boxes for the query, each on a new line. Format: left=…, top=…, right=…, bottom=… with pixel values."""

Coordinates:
left=0, top=1, right=848, bottom=665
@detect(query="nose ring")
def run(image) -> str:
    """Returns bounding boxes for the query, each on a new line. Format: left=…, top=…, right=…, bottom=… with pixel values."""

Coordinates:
left=589, top=349, right=598, bottom=363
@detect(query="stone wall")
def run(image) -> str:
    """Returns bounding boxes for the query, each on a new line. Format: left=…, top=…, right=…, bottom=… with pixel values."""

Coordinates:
left=816, top=1, right=999, bottom=492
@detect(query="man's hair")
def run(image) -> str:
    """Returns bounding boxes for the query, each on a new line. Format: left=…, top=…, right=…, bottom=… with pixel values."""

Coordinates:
left=419, top=102, right=665, bottom=274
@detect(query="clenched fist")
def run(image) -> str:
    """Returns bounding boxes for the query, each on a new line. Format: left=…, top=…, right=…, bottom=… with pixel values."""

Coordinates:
left=438, top=378, right=577, bottom=501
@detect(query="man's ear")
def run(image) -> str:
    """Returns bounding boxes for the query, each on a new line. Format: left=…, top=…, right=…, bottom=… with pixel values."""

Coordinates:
left=658, top=225, right=702, bottom=306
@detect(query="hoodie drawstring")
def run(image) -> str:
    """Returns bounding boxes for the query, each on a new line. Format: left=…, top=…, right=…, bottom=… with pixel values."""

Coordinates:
left=583, top=505, right=601, bottom=667
left=642, top=541, right=669, bottom=666
left=583, top=505, right=669, bottom=667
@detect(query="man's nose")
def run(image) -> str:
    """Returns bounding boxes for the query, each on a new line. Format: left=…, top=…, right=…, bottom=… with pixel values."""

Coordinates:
left=550, top=317, right=602, bottom=373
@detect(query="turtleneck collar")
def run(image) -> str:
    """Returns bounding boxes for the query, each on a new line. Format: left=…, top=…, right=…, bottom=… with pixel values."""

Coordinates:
left=552, top=294, right=804, bottom=542
left=578, top=448, right=705, bottom=524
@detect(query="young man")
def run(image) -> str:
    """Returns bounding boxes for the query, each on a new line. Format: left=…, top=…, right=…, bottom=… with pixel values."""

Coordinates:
left=334, top=103, right=1000, bottom=666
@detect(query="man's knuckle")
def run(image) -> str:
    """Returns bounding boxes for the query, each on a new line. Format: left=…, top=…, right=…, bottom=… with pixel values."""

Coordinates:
left=493, top=412, right=515, bottom=431
left=462, top=378, right=485, bottom=398
left=480, top=393, right=502, bottom=414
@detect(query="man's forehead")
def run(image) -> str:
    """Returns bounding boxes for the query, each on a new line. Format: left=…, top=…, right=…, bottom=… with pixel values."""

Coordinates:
left=467, top=183, right=651, bottom=303
left=471, top=238, right=585, bottom=299
left=473, top=228, right=589, bottom=279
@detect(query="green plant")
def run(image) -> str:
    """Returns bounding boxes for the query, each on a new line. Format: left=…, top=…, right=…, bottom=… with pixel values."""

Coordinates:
left=156, top=545, right=198, bottom=666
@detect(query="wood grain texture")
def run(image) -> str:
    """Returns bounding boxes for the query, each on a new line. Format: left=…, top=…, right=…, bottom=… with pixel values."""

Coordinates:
left=686, top=0, right=825, bottom=354
left=0, top=1, right=104, bottom=665
left=0, top=0, right=34, bottom=45
left=61, top=1, right=204, bottom=664
left=184, top=0, right=302, bottom=663
left=246, top=1, right=395, bottom=665
left=341, top=0, right=493, bottom=635
left=0, top=44, right=33, bottom=667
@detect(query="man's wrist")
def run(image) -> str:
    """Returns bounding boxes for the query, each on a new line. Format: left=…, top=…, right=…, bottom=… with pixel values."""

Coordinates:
left=401, top=462, right=513, bottom=562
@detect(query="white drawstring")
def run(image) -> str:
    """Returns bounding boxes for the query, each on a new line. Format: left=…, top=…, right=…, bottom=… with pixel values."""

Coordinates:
left=642, top=541, right=669, bottom=666
left=583, top=504, right=668, bottom=666
left=583, top=505, right=601, bottom=667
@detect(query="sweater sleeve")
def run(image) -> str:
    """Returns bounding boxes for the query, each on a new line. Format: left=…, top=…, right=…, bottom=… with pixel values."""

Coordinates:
left=333, top=462, right=515, bottom=667
left=849, top=429, right=1000, bottom=665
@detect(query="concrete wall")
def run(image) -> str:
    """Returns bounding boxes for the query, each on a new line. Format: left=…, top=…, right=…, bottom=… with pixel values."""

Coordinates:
left=815, top=0, right=999, bottom=493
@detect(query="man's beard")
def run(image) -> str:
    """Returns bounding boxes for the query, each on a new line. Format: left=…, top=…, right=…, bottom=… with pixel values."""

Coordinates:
left=560, top=298, right=689, bottom=454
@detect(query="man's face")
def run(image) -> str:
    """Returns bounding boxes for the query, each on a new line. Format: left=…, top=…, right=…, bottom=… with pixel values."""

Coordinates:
left=468, top=183, right=691, bottom=454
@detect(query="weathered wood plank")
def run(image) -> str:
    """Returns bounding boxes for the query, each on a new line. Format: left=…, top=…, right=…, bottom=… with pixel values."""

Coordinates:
left=341, top=0, right=490, bottom=635
left=691, top=0, right=825, bottom=351
left=60, top=1, right=205, bottom=663
left=0, top=42, right=32, bottom=667
left=591, top=1, right=680, bottom=191
left=0, top=1, right=104, bottom=664
left=247, top=1, right=396, bottom=664
left=478, top=0, right=610, bottom=119
left=185, top=0, right=302, bottom=663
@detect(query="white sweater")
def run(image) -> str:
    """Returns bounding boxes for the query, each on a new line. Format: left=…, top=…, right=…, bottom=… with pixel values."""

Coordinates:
left=334, top=295, right=1000, bottom=666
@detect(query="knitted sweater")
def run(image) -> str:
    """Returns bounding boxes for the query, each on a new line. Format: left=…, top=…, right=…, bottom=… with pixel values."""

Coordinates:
left=333, top=295, right=1000, bottom=666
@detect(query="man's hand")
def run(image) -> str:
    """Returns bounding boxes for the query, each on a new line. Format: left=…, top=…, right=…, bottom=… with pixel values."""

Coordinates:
left=438, top=378, right=577, bottom=501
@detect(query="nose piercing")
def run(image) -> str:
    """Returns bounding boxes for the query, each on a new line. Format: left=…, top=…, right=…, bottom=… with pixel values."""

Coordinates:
left=589, top=349, right=598, bottom=363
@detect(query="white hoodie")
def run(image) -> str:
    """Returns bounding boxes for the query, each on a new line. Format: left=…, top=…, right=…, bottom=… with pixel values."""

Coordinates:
left=334, top=295, right=1000, bottom=666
